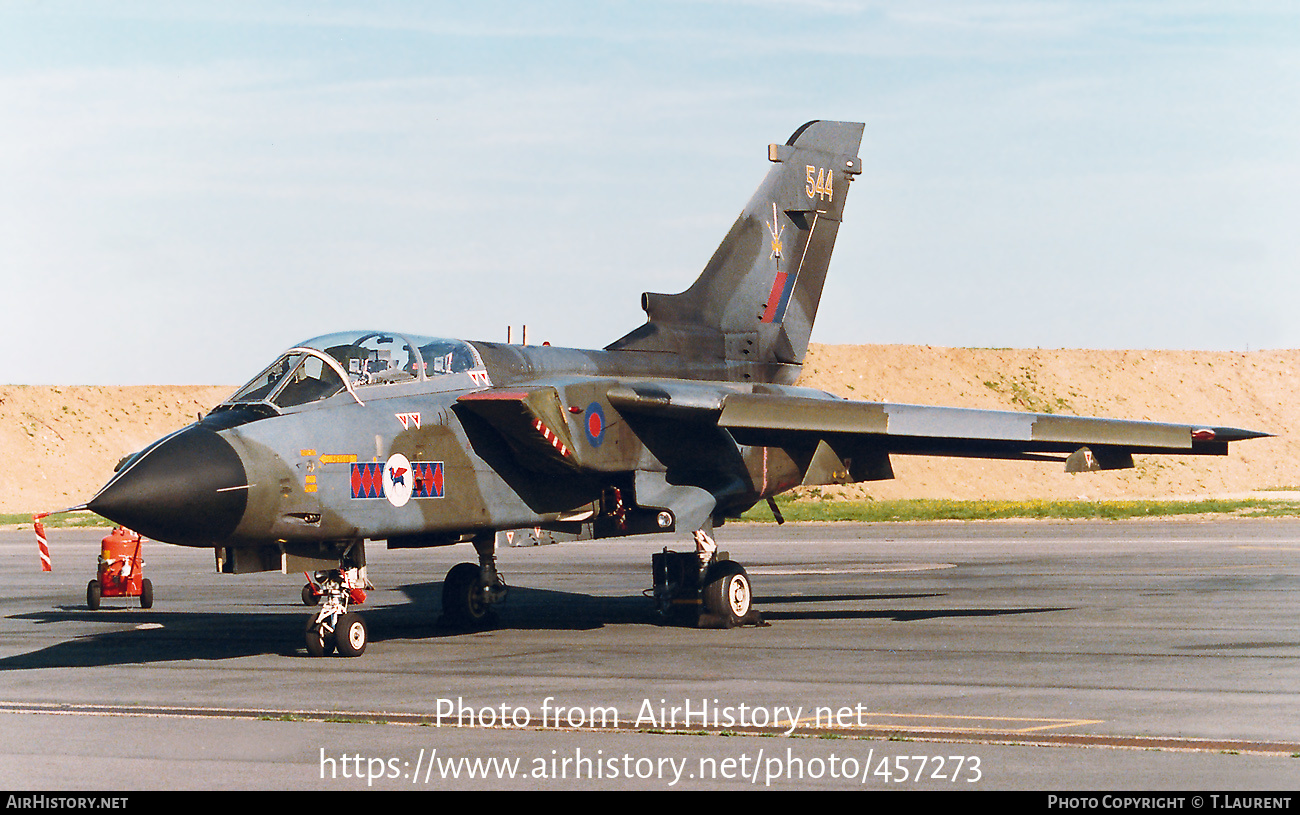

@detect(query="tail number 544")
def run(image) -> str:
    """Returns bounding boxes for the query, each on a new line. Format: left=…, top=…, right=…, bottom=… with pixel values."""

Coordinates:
left=805, top=165, right=834, bottom=201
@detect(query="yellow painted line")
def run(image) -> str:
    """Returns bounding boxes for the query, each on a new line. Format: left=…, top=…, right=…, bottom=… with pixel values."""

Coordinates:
left=1121, top=564, right=1294, bottom=573
left=794, top=711, right=1104, bottom=734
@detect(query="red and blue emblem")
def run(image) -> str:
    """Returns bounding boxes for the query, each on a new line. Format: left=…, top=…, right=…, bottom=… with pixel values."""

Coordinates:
left=584, top=402, right=605, bottom=447
left=352, top=458, right=445, bottom=502
left=411, top=461, right=445, bottom=498
left=350, top=462, right=384, bottom=499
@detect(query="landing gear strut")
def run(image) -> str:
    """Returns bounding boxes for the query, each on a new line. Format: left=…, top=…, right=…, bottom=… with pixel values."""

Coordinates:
left=441, top=533, right=508, bottom=627
left=305, top=568, right=368, bottom=657
left=652, top=529, right=762, bottom=628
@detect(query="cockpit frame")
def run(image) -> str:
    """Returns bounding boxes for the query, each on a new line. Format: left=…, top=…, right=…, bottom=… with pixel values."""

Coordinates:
left=219, top=331, right=487, bottom=415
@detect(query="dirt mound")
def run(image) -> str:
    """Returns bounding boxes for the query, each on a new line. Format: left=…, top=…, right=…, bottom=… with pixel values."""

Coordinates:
left=0, top=385, right=230, bottom=513
left=2, top=345, right=1293, bottom=512
left=797, top=345, right=1295, bottom=501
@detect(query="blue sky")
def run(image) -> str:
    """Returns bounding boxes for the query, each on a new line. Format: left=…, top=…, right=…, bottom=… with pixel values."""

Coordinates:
left=3, top=1, right=1298, bottom=384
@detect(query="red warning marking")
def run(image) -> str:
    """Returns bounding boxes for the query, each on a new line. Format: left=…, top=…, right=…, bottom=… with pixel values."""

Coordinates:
left=532, top=418, right=570, bottom=457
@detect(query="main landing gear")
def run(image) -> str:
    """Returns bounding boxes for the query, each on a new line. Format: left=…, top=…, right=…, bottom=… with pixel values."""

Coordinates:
left=304, top=568, right=368, bottom=657
left=440, top=533, right=508, bottom=628
left=429, top=527, right=758, bottom=632
left=652, top=529, right=763, bottom=628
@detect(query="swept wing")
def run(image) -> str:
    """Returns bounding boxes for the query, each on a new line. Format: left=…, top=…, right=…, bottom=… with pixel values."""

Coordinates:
left=606, top=382, right=1267, bottom=478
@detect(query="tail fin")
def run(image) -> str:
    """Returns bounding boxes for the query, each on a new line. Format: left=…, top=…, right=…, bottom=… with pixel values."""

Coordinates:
left=607, top=120, right=864, bottom=384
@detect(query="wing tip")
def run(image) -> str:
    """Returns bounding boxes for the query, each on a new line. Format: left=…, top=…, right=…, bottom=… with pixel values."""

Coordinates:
left=1196, top=426, right=1273, bottom=443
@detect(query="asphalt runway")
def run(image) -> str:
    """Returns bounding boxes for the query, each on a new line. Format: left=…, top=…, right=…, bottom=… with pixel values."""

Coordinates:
left=1, top=519, right=1297, bottom=791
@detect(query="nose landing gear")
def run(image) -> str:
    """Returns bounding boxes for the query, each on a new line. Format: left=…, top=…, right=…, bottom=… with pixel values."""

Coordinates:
left=305, top=568, right=368, bottom=657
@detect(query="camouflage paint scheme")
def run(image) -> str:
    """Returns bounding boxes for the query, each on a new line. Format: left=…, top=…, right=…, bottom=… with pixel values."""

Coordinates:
left=86, top=121, right=1266, bottom=645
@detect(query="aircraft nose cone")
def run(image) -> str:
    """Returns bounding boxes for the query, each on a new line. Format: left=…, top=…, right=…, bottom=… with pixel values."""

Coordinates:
left=89, top=426, right=248, bottom=545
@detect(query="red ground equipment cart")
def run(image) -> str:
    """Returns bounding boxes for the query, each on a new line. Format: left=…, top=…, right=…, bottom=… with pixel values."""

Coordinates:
left=87, top=527, right=153, bottom=610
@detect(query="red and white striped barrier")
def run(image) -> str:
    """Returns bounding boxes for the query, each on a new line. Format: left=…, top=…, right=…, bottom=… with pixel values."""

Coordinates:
left=33, top=514, right=51, bottom=572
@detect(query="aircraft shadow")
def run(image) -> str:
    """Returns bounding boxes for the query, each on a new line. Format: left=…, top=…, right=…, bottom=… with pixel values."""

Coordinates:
left=390, top=582, right=657, bottom=635
left=756, top=606, right=1071, bottom=622
left=752, top=593, right=1071, bottom=621
left=753, top=593, right=941, bottom=604
left=0, top=584, right=1070, bottom=670
left=0, top=609, right=309, bottom=670
left=0, top=582, right=658, bottom=670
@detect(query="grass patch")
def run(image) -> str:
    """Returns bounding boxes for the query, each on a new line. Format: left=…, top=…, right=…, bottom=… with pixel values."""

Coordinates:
left=3, top=511, right=112, bottom=529
left=740, top=497, right=1300, bottom=523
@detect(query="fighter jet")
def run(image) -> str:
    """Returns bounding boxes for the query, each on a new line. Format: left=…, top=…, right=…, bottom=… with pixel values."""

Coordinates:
left=82, top=120, right=1266, bottom=657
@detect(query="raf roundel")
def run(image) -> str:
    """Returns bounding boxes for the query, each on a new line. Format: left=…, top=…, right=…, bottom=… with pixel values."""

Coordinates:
left=585, top=402, right=605, bottom=447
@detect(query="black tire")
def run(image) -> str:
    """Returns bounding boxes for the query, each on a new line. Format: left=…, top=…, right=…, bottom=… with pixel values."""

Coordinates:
left=703, top=561, right=752, bottom=628
left=86, top=580, right=101, bottom=611
left=302, top=583, right=316, bottom=606
left=334, top=613, right=368, bottom=657
left=140, top=578, right=154, bottom=609
left=304, top=617, right=336, bottom=657
left=441, top=562, right=491, bottom=625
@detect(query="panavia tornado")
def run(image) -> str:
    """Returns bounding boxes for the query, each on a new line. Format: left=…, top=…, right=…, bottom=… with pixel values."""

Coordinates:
left=82, top=120, right=1266, bottom=657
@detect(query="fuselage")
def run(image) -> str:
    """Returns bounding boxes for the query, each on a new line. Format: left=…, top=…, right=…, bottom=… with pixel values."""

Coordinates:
left=87, top=330, right=812, bottom=552
left=87, top=120, right=871, bottom=555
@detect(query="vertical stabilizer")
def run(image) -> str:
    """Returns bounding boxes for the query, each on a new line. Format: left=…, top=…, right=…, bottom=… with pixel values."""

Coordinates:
left=607, top=120, right=864, bottom=383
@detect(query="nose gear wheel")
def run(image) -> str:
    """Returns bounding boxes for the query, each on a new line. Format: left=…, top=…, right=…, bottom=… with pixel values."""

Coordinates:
left=304, top=568, right=368, bottom=657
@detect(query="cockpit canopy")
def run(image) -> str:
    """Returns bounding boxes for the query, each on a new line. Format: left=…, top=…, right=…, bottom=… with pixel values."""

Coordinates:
left=222, top=331, right=484, bottom=411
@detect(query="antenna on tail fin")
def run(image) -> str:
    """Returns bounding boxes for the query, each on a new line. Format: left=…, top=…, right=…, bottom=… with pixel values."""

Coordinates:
left=607, top=120, right=864, bottom=385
